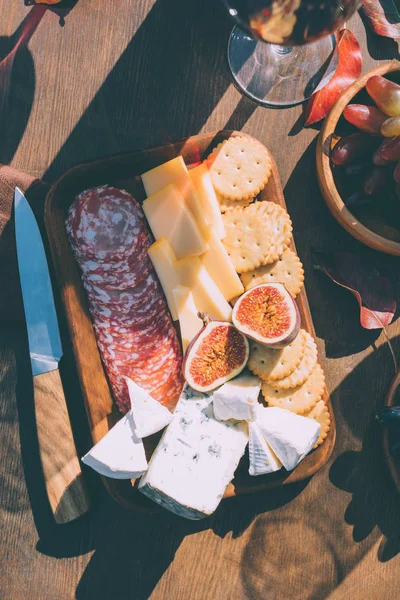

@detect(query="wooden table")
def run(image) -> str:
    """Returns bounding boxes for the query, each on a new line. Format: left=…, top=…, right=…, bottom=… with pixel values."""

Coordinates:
left=2, top=2, right=400, bottom=599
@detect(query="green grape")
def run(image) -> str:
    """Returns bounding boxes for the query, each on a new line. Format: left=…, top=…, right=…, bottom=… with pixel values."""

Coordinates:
left=366, top=76, right=400, bottom=117
left=381, top=117, right=400, bottom=137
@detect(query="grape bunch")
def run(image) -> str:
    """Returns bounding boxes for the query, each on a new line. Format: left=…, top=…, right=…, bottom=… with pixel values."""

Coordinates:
left=331, top=75, right=400, bottom=212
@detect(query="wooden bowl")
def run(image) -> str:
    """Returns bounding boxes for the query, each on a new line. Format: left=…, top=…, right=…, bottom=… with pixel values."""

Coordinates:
left=317, top=60, right=400, bottom=255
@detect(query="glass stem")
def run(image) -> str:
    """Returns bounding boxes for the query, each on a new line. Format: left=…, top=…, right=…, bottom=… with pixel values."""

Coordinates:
left=272, top=45, right=293, bottom=56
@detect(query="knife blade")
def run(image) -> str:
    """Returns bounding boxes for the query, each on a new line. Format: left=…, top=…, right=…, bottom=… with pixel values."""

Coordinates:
left=14, top=187, right=90, bottom=523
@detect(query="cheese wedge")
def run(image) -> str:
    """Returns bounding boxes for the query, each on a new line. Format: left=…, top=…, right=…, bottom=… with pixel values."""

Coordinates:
left=174, top=256, right=232, bottom=321
left=143, top=184, right=208, bottom=259
left=82, top=412, right=148, bottom=479
left=125, top=378, right=174, bottom=438
left=248, top=421, right=282, bottom=476
left=202, top=228, right=244, bottom=301
left=256, top=407, right=320, bottom=471
left=212, top=374, right=261, bottom=422
left=148, top=238, right=179, bottom=320
left=141, top=156, right=209, bottom=237
left=172, top=286, right=203, bottom=352
left=189, top=164, right=225, bottom=239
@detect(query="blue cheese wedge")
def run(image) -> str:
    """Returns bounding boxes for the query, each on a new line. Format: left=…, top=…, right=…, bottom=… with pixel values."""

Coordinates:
left=82, top=412, right=148, bottom=479
left=212, top=374, right=261, bottom=422
left=256, top=406, right=320, bottom=471
left=125, top=378, right=173, bottom=438
left=248, top=421, right=282, bottom=476
left=138, top=385, right=248, bottom=519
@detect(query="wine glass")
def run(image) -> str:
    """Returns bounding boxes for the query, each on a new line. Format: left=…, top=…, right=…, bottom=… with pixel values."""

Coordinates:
left=222, top=0, right=363, bottom=107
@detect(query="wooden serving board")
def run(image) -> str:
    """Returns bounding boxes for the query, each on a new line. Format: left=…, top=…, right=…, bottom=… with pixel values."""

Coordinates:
left=45, top=130, right=336, bottom=513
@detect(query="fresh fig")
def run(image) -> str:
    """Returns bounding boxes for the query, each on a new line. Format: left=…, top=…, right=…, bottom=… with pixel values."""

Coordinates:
left=232, top=283, right=300, bottom=348
left=183, top=313, right=249, bottom=392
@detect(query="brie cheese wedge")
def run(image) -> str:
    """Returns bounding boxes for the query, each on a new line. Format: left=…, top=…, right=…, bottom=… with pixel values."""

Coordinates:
left=248, top=421, right=282, bottom=476
left=125, top=378, right=173, bottom=438
left=212, top=374, right=261, bottom=422
left=256, top=406, right=320, bottom=471
left=139, top=385, right=248, bottom=519
left=82, top=411, right=148, bottom=479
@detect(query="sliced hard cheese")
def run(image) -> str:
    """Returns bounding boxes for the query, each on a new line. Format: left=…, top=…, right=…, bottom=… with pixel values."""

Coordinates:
left=82, top=412, right=148, bottom=479
left=172, top=286, right=203, bottom=352
left=213, top=374, right=261, bottom=422
left=256, top=406, right=320, bottom=471
left=139, top=385, right=248, bottom=519
left=174, top=256, right=232, bottom=321
left=248, top=421, right=282, bottom=476
left=148, top=238, right=179, bottom=320
left=143, top=184, right=208, bottom=259
left=141, top=156, right=209, bottom=236
left=189, top=163, right=225, bottom=239
left=125, top=378, right=173, bottom=438
left=202, top=228, right=244, bottom=301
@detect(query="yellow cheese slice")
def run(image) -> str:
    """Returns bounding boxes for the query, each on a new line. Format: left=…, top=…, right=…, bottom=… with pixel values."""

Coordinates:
left=143, top=184, right=208, bottom=259
left=141, top=156, right=210, bottom=237
left=147, top=238, right=179, bottom=321
left=172, top=286, right=203, bottom=352
left=174, top=256, right=232, bottom=322
left=202, top=228, right=244, bottom=301
left=189, top=164, right=225, bottom=239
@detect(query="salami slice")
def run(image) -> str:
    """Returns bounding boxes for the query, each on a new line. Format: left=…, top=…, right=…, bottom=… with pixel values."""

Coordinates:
left=66, top=186, right=146, bottom=262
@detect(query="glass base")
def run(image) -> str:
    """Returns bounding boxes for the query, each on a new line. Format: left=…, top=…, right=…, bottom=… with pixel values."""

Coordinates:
left=227, top=26, right=338, bottom=108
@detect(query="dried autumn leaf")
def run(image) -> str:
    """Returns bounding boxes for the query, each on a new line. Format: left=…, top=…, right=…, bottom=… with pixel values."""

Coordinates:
left=360, top=0, right=400, bottom=39
left=312, top=250, right=396, bottom=329
left=304, top=29, right=362, bottom=126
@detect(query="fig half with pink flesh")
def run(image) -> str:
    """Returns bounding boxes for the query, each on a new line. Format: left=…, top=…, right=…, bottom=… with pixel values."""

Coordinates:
left=183, top=314, right=249, bottom=392
left=232, top=283, right=300, bottom=348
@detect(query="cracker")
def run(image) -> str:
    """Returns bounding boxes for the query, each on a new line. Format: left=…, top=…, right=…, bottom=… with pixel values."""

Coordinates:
left=240, top=249, right=304, bottom=298
left=207, top=136, right=271, bottom=201
left=261, top=363, right=325, bottom=414
left=248, top=329, right=307, bottom=381
left=305, top=400, right=331, bottom=448
left=273, top=331, right=318, bottom=389
left=221, top=201, right=292, bottom=273
left=216, top=191, right=252, bottom=213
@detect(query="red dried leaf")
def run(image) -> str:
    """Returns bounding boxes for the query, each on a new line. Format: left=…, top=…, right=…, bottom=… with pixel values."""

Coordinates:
left=313, top=251, right=396, bottom=329
left=304, top=30, right=362, bottom=126
left=360, top=0, right=400, bottom=39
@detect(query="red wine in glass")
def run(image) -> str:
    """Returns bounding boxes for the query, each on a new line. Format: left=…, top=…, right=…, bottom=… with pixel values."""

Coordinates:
left=222, top=0, right=362, bottom=106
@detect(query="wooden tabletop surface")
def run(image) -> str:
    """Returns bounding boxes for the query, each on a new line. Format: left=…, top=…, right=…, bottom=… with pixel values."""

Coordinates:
left=2, top=2, right=400, bottom=599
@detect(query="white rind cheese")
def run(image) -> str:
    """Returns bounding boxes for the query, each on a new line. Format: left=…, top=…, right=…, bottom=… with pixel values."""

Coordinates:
left=212, top=374, right=261, bottom=422
left=82, top=412, right=148, bottom=479
left=139, top=386, right=248, bottom=519
left=256, top=406, right=320, bottom=471
left=125, top=378, right=173, bottom=438
left=248, top=421, right=282, bottom=476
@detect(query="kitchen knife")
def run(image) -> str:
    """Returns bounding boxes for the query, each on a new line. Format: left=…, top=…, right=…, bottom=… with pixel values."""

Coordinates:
left=14, top=187, right=90, bottom=524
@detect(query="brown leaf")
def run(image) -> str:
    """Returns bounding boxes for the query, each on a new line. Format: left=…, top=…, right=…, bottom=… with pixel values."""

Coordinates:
left=312, top=250, right=396, bottom=329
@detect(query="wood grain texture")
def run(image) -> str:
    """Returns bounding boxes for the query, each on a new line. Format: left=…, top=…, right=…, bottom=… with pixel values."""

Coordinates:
left=317, top=60, right=400, bottom=256
left=44, top=130, right=336, bottom=509
left=33, top=368, right=90, bottom=523
left=2, top=2, right=400, bottom=599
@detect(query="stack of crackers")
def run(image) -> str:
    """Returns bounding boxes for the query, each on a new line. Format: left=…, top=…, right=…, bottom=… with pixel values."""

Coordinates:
left=207, top=134, right=330, bottom=449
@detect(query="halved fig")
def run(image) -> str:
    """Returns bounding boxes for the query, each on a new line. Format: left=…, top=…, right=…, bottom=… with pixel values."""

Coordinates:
left=232, top=283, right=300, bottom=348
left=183, top=314, right=249, bottom=392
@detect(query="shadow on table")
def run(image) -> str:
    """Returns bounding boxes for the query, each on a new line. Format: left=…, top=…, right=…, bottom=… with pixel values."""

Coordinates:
left=329, top=338, right=400, bottom=563
left=43, top=0, right=236, bottom=183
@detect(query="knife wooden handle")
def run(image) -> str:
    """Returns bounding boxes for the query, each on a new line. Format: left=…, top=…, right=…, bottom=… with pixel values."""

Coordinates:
left=33, top=368, right=90, bottom=523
